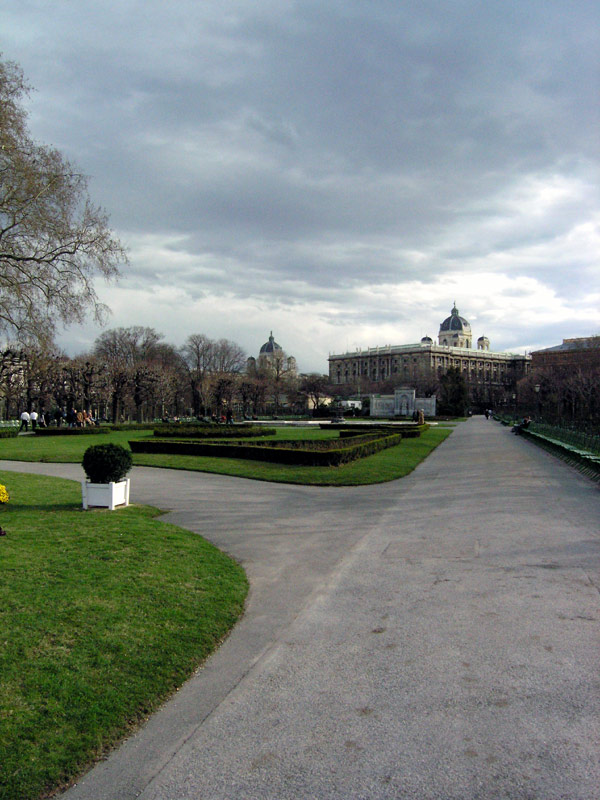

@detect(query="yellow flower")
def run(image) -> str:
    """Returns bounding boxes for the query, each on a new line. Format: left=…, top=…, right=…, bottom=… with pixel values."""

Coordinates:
left=0, top=484, right=9, bottom=504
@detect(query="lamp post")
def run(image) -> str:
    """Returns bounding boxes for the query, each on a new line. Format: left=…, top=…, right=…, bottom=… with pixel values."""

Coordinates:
left=534, top=384, right=541, bottom=422
left=512, top=392, right=517, bottom=422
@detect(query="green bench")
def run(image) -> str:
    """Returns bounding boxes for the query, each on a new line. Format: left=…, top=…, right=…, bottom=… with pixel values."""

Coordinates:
left=521, top=428, right=600, bottom=479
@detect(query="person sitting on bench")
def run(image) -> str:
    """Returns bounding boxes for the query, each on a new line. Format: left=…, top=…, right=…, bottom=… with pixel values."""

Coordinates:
left=512, top=416, right=531, bottom=434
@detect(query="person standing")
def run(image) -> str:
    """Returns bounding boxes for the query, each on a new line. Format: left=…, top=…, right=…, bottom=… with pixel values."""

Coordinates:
left=29, top=410, right=38, bottom=431
left=19, top=410, right=30, bottom=432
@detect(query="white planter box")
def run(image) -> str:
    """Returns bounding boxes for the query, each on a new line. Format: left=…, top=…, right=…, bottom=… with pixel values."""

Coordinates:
left=82, top=478, right=130, bottom=510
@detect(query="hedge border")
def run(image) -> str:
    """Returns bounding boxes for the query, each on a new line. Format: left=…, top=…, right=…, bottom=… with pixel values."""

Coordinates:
left=130, top=432, right=403, bottom=466
left=34, top=427, right=110, bottom=436
left=153, top=425, right=275, bottom=439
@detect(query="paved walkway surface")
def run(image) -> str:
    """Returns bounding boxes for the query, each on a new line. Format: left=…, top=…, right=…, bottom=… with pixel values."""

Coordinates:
left=2, top=418, right=599, bottom=799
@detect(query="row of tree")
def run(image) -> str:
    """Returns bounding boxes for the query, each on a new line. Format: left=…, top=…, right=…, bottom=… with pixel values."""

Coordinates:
left=517, top=367, right=600, bottom=428
left=0, top=327, right=336, bottom=422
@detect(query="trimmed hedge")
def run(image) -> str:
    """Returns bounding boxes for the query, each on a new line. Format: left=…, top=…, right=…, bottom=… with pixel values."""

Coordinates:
left=153, top=424, right=275, bottom=439
left=35, top=427, right=110, bottom=436
left=338, top=424, right=427, bottom=439
left=250, top=433, right=381, bottom=451
left=0, top=429, right=18, bottom=439
left=130, top=432, right=403, bottom=466
left=106, top=423, right=157, bottom=431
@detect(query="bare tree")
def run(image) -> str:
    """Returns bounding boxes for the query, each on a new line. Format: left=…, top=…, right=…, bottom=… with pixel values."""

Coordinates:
left=180, top=334, right=215, bottom=415
left=299, top=374, right=330, bottom=415
left=212, top=338, right=246, bottom=374
left=181, top=334, right=246, bottom=416
left=0, top=57, right=126, bottom=345
left=93, top=327, right=163, bottom=421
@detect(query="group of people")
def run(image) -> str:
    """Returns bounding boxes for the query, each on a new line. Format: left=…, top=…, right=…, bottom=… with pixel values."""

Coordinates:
left=19, top=410, right=45, bottom=432
left=18, top=407, right=96, bottom=432
left=64, top=408, right=95, bottom=428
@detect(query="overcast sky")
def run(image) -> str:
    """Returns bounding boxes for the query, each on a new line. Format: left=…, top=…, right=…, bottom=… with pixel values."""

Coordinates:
left=2, top=0, right=599, bottom=372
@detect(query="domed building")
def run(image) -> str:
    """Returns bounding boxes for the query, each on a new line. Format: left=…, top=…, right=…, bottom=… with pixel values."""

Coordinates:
left=328, top=304, right=530, bottom=413
left=247, top=332, right=297, bottom=377
left=438, top=304, right=472, bottom=348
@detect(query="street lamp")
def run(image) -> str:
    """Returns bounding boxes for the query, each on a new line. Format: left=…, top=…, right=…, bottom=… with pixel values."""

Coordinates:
left=512, top=392, right=517, bottom=422
left=534, top=384, right=541, bottom=421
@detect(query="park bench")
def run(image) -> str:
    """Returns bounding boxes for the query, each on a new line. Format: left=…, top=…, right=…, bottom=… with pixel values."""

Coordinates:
left=520, top=427, right=600, bottom=481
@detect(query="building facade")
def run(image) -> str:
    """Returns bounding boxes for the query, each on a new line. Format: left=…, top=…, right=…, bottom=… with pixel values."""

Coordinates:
left=328, top=305, right=530, bottom=410
left=531, top=336, right=600, bottom=374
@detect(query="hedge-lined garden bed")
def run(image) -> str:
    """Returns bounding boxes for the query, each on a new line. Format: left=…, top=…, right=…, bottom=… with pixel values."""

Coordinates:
left=0, top=428, right=18, bottom=439
left=153, top=424, right=275, bottom=439
left=130, top=431, right=403, bottom=466
left=338, top=424, right=427, bottom=439
left=35, top=427, right=110, bottom=436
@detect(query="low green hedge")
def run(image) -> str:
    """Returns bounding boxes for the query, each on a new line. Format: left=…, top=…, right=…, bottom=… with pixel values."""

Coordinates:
left=130, top=432, right=403, bottom=466
left=252, top=433, right=380, bottom=451
left=338, top=424, right=426, bottom=439
left=153, top=424, right=275, bottom=439
left=106, top=423, right=157, bottom=431
left=35, top=427, right=110, bottom=436
left=0, top=429, right=18, bottom=439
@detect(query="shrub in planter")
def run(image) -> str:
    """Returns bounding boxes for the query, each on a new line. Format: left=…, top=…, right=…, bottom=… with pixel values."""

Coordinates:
left=82, top=444, right=132, bottom=484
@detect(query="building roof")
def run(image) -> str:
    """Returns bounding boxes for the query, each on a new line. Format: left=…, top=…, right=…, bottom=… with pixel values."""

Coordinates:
left=439, top=303, right=471, bottom=333
left=328, top=342, right=529, bottom=361
left=532, top=336, right=600, bottom=354
left=259, top=332, right=283, bottom=354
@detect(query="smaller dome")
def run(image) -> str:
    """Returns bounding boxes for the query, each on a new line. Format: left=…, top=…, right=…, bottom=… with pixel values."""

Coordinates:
left=259, top=331, right=283, bottom=354
left=421, top=335, right=433, bottom=344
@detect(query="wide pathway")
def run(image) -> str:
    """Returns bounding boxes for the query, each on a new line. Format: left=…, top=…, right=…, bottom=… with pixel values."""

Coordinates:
left=2, top=418, right=599, bottom=799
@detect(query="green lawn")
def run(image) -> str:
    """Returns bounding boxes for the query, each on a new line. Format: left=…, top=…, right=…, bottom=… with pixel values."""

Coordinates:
left=0, top=425, right=453, bottom=486
left=0, top=429, right=152, bottom=463
left=0, top=471, right=248, bottom=800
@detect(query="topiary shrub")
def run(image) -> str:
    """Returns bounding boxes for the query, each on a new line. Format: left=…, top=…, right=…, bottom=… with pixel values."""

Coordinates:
left=82, top=444, right=132, bottom=484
